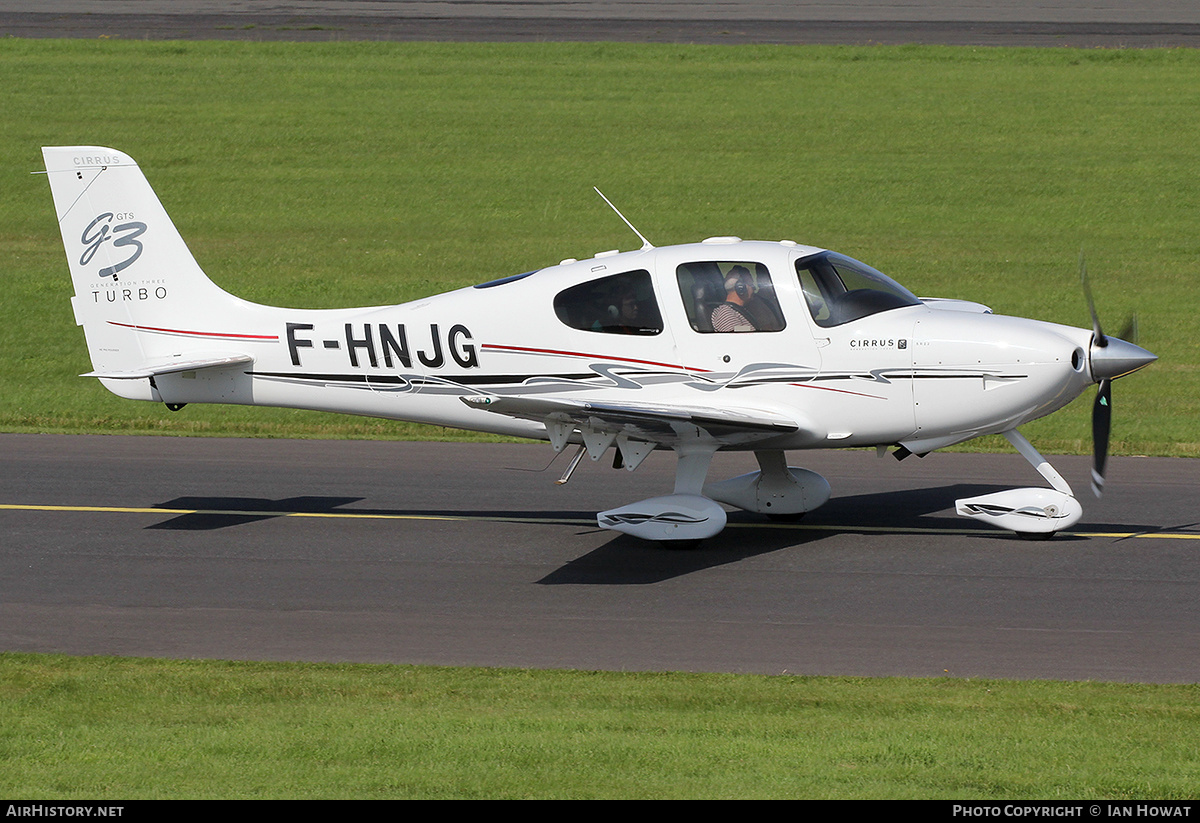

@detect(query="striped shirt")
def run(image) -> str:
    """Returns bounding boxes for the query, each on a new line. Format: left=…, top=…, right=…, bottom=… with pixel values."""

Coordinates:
left=711, top=303, right=755, bottom=332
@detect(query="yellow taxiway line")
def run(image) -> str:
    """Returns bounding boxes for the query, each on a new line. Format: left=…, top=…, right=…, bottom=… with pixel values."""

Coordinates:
left=3, top=502, right=1198, bottom=540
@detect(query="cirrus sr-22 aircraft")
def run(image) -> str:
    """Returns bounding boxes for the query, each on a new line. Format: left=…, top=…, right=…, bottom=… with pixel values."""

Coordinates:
left=43, top=146, right=1157, bottom=545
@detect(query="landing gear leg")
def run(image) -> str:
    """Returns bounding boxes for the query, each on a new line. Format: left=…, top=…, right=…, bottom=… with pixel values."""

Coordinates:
left=673, top=446, right=716, bottom=496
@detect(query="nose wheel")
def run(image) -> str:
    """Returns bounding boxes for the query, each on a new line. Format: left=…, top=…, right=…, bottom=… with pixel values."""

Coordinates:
left=955, top=429, right=1083, bottom=538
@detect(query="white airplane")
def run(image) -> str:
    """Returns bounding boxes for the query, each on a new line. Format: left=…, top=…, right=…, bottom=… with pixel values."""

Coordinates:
left=43, top=146, right=1157, bottom=545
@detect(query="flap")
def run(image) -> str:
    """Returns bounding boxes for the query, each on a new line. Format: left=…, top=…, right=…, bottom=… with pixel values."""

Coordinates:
left=463, top=393, right=801, bottom=445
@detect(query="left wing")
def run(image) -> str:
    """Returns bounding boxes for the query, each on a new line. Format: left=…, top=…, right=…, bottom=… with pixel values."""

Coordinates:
left=462, top=393, right=803, bottom=467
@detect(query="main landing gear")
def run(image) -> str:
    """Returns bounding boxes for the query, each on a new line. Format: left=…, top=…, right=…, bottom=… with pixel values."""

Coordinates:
left=596, top=448, right=831, bottom=546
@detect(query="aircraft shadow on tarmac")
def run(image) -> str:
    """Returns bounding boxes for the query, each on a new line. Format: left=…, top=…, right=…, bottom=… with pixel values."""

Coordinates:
left=148, top=496, right=367, bottom=530
left=538, top=482, right=1082, bottom=585
left=148, top=484, right=989, bottom=534
left=147, top=494, right=603, bottom=532
left=145, top=483, right=1178, bottom=586
left=141, top=482, right=1171, bottom=587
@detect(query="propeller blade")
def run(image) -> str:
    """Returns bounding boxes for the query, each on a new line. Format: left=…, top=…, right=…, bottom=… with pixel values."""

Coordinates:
left=1080, top=250, right=1107, bottom=348
left=1091, top=377, right=1112, bottom=497
left=1117, top=313, right=1139, bottom=347
left=1080, top=255, right=1154, bottom=499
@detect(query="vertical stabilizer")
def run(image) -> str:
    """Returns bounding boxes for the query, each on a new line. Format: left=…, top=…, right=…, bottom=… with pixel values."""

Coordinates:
left=42, top=146, right=251, bottom=388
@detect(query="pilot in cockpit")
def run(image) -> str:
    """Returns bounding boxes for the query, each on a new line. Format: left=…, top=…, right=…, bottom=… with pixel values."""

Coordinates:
left=710, top=266, right=758, bottom=332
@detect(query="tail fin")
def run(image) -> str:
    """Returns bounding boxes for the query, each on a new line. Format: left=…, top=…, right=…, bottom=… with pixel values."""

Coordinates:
left=42, top=146, right=254, bottom=394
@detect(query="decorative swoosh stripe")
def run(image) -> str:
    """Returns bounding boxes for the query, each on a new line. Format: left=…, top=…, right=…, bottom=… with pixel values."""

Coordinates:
left=247, top=362, right=1025, bottom=402
left=482, top=343, right=700, bottom=372
left=251, top=371, right=598, bottom=386
left=108, top=321, right=279, bottom=341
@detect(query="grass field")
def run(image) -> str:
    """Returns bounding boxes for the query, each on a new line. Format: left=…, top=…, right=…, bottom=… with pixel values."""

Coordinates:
left=2, top=653, right=1198, bottom=800
left=1, top=39, right=1197, bottom=453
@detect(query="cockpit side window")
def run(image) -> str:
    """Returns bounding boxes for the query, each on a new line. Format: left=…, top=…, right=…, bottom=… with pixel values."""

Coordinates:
left=795, top=252, right=921, bottom=328
left=676, top=261, right=786, bottom=333
left=553, top=270, right=663, bottom=335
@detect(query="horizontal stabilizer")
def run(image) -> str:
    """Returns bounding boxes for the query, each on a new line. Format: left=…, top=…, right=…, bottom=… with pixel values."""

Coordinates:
left=83, top=354, right=254, bottom=380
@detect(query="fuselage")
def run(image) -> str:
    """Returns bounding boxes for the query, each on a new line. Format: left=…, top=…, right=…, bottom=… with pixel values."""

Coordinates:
left=129, top=238, right=1096, bottom=453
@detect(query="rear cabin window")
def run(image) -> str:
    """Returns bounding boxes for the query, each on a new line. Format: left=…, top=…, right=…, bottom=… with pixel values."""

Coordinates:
left=676, top=261, right=785, bottom=333
left=553, top=270, right=663, bottom=335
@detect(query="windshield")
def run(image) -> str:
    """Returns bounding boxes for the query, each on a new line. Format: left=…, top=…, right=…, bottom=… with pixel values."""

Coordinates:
left=795, top=252, right=921, bottom=328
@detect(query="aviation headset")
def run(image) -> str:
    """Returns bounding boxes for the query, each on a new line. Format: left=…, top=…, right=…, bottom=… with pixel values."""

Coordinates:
left=724, top=268, right=752, bottom=300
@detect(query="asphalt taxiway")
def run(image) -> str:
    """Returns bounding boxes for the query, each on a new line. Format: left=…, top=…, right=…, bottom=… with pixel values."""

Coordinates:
left=2, top=1, right=1199, bottom=46
left=3, top=434, right=1197, bottom=682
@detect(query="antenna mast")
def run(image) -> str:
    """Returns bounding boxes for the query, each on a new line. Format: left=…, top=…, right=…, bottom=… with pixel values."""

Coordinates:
left=594, top=187, right=654, bottom=250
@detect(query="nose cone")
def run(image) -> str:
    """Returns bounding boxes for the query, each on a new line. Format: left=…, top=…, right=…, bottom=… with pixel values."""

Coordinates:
left=1090, top=336, right=1157, bottom=381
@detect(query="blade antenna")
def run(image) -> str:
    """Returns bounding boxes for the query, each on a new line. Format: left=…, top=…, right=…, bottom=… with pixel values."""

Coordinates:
left=594, top=187, right=653, bottom=250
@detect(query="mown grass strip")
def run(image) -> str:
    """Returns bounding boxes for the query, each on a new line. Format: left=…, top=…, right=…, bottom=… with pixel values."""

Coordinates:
left=2, top=653, right=1198, bottom=799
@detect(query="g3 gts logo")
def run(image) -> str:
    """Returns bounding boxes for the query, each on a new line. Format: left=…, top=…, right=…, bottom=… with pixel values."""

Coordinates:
left=80, top=213, right=147, bottom=281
